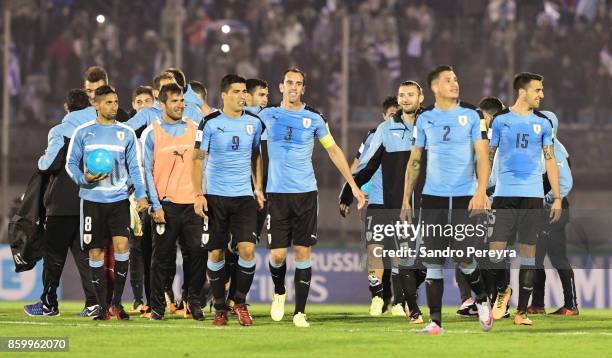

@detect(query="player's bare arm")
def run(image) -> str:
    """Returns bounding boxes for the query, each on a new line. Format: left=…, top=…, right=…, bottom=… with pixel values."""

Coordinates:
left=325, top=144, right=366, bottom=209
left=400, top=146, right=423, bottom=222
left=252, top=148, right=265, bottom=209
left=544, top=144, right=562, bottom=223
left=192, top=148, right=208, bottom=217
left=469, top=139, right=491, bottom=216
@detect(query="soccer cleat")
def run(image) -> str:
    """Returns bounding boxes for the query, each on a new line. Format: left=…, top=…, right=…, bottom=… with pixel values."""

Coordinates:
left=191, top=305, right=205, bottom=321
left=493, top=286, right=512, bottom=320
left=270, top=293, right=286, bottom=321
left=527, top=306, right=546, bottom=314
left=418, top=321, right=444, bottom=335
left=213, top=310, right=229, bottom=326
left=293, top=313, right=310, bottom=328
left=513, top=312, right=533, bottom=326
left=109, top=305, right=130, bottom=320
left=175, top=301, right=192, bottom=318
left=369, top=296, right=384, bottom=316
left=24, top=301, right=59, bottom=317
left=165, top=291, right=177, bottom=313
left=408, top=312, right=424, bottom=324
left=140, top=312, right=152, bottom=319
left=93, top=308, right=112, bottom=321
left=150, top=310, right=164, bottom=321
left=456, top=297, right=478, bottom=317
left=475, top=298, right=494, bottom=332
left=390, top=303, right=406, bottom=317
left=233, top=304, right=253, bottom=326
left=227, top=299, right=236, bottom=315
left=79, top=304, right=100, bottom=317
left=130, top=300, right=146, bottom=314
left=550, top=307, right=579, bottom=316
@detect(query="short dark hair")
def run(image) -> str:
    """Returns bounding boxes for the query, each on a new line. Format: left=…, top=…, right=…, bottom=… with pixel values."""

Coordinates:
left=427, top=65, right=454, bottom=89
left=382, top=96, right=398, bottom=113
left=282, top=68, right=306, bottom=85
left=513, top=72, right=543, bottom=93
left=153, top=73, right=176, bottom=91
left=84, top=66, right=108, bottom=84
left=131, top=85, right=154, bottom=101
left=158, top=83, right=183, bottom=103
left=66, top=88, right=90, bottom=112
left=94, top=85, right=117, bottom=102
left=189, top=80, right=207, bottom=101
left=164, top=67, right=186, bottom=89
left=399, top=80, right=423, bottom=94
left=220, top=74, right=247, bottom=93
left=478, top=96, right=504, bottom=116
left=246, top=78, right=268, bottom=94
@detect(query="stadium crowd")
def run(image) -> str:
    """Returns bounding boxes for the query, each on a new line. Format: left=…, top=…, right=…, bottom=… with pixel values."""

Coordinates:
left=5, top=0, right=612, bottom=127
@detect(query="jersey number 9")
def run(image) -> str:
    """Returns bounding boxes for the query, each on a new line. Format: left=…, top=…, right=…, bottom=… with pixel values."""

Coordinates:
left=232, top=136, right=239, bottom=150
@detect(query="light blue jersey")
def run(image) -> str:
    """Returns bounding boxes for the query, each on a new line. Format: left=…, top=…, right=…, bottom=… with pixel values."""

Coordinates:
left=355, top=129, right=382, bottom=205
left=125, top=101, right=163, bottom=132
left=258, top=104, right=333, bottom=193
left=66, top=120, right=146, bottom=203
left=196, top=111, right=263, bottom=197
left=540, top=111, right=572, bottom=202
left=245, top=105, right=266, bottom=140
left=414, top=102, right=486, bottom=197
left=490, top=108, right=554, bottom=198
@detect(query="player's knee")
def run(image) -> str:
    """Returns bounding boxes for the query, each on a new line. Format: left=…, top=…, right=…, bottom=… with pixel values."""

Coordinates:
left=208, top=249, right=224, bottom=262
left=293, top=247, right=310, bottom=261
left=238, top=245, right=256, bottom=261
left=269, top=249, right=287, bottom=265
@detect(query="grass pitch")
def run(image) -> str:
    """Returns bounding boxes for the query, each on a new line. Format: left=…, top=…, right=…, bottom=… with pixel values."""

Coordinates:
left=0, top=302, right=610, bottom=357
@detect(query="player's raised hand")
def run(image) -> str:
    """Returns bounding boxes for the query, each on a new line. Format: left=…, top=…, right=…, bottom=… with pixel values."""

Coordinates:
left=400, top=202, right=412, bottom=223
left=352, top=187, right=366, bottom=209
left=152, top=208, right=166, bottom=223
left=194, top=194, right=208, bottom=218
left=85, top=172, right=109, bottom=183
left=136, top=198, right=149, bottom=213
left=549, top=199, right=562, bottom=223
left=254, top=189, right=266, bottom=210
left=468, top=192, right=490, bottom=217
left=339, top=203, right=351, bottom=218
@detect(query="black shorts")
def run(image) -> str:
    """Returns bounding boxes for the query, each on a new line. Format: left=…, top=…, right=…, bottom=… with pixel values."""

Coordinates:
left=420, top=195, right=485, bottom=265
left=364, top=204, right=398, bottom=250
left=491, top=196, right=544, bottom=246
left=81, top=199, right=130, bottom=250
left=267, top=191, right=318, bottom=249
left=205, top=195, right=258, bottom=250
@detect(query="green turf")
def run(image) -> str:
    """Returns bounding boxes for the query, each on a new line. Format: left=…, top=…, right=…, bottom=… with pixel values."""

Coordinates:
left=0, top=302, right=610, bottom=357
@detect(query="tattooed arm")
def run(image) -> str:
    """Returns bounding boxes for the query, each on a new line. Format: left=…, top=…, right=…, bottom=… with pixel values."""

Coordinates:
left=400, top=146, right=423, bottom=222
left=544, top=144, right=562, bottom=222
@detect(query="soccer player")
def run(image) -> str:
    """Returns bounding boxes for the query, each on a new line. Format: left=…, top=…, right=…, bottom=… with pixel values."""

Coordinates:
left=189, top=80, right=218, bottom=116
left=164, top=67, right=203, bottom=125
left=455, top=96, right=505, bottom=317
left=344, top=96, right=397, bottom=315
left=126, top=72, right=177, bottom=134
left=192, top=74, right=265, bottom=326
left=258, top=68, right=366, bottom=327
left=528, top=110, right=578, bottom=316
left=339, top=87, right=426, bottom=322
left=141, top=83, right=207, bottom=321
left=131, top=86, right=155, bottom=114
left=127, top=85, right=155, bottom=313
left=488, top=72, right=562, bottom=326
left=24, top=89, right=98, bottom=317
left=400, top=65, right=493, bottom=335
left=246, top=78, right=269, bottom=111
left=66, top=85, right=149, bottom=320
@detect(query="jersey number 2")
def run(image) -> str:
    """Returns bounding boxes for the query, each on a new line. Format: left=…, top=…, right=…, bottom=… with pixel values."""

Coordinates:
left=443, top=126, right=451, bottom=141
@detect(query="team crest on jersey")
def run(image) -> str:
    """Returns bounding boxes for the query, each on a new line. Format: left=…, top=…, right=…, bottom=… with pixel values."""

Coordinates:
left=83, top=234, right=92, bottom=244
left=533, top=124, right=541, bottom=134
left=116, top=131, right=125, bottom=141
left=303, top=117, right=311, bottom=128
left=246, top=124, right=254, bottom=135
left=458, top=115, right=468, bottom=126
